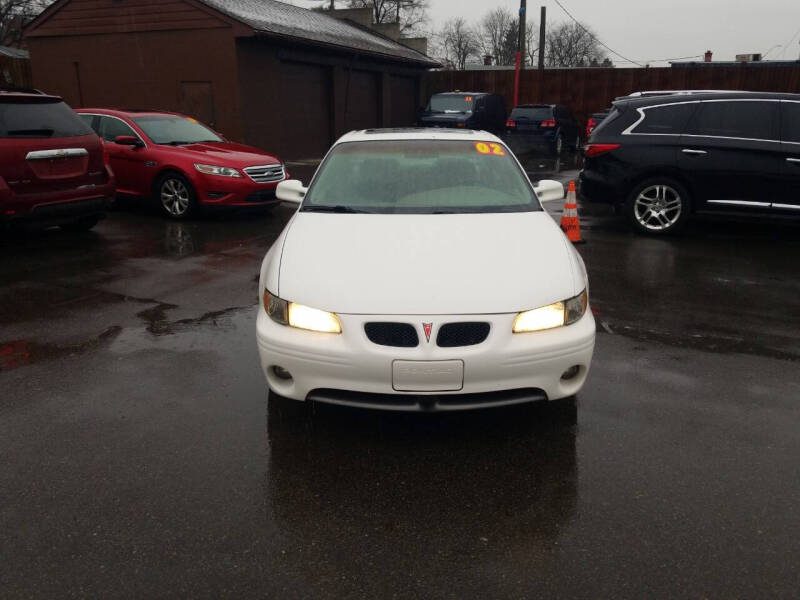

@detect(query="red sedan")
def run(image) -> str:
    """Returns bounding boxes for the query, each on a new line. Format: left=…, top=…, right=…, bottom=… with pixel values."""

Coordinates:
left=76, top=108, right=286, bottom=218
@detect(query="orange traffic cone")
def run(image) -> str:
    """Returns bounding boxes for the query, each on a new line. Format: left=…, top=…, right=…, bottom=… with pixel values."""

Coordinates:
left=560, top=181, right=585, bottom=244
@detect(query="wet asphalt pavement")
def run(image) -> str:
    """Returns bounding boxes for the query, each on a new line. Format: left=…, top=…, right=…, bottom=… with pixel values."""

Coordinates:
left=1, top=173, right=800, bottom=598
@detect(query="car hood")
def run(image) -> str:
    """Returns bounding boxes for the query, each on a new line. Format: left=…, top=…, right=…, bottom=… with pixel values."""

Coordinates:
left=277, top=211, right=583, bottom=315
left=170, top=142, right=281, bottom=167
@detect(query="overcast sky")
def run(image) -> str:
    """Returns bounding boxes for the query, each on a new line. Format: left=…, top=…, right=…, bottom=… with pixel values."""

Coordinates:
left=292, top=0, right=800, bottom=66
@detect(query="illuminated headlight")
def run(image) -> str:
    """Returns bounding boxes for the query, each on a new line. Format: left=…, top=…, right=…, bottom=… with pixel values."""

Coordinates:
left=512, top=290, right=588, bottom=333
left=263, top=290, right=342, bottom=334
left=194, top=163, right=242, bottom=178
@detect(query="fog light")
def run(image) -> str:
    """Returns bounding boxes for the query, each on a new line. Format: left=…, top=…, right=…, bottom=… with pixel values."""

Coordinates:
left=272, top=366, right=293, bottom=381
left=561, top=365, right=580, bottom=381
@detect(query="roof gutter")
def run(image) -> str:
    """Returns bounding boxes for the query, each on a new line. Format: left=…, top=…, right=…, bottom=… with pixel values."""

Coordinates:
left=252, top=29, right=439, bottom=68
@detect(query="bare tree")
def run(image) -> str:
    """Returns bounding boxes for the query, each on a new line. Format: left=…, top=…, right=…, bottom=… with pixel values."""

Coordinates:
left=439, top=17, right=479, bottom=70
left=525, top=24, right=538, bottom=66
left=346, top=0, right=428, bottom=34
left=545, top=21, right=606, bottom=68
left=477, top=7, right=513, bottom=65
left=1, top=0, right=52, bottom=47
left=477, top=10, right=539, bottom=67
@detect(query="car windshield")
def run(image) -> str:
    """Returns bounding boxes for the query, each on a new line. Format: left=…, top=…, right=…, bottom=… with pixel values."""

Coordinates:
left=511, top=107, right=554, bottom=121
left=301, top=139, right=541, bottom=215
left=0, top=99, right=94, bottom=138
left=427, top=95, right=475, bottom=114
left=132, top=115, right=222, bottom=145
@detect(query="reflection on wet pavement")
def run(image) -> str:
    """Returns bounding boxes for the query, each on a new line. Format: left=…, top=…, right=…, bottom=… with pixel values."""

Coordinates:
left=0, top=206, right=292, bottom=355
left=267, top=402, right=577, bottom=597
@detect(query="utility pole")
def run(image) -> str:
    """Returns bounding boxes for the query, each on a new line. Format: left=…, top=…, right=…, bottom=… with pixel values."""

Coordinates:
left=513, top=0, right=526, bottom=107
left=330, top=0, right=334, bottom=10
left=518, top=0, right=527, bottom=70
left=538, top=6, right=546, bottom=71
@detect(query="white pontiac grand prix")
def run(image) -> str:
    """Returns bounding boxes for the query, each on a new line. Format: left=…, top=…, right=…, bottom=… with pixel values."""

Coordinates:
left=256, top=128, right=595, bottom=411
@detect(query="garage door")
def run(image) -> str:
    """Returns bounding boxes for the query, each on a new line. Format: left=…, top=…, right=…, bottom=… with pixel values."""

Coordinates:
left=280, top=61, right=332, bottom=159
left=344, top=70, right=379, bottom=132
left=389, top=75, right=417, bottom=127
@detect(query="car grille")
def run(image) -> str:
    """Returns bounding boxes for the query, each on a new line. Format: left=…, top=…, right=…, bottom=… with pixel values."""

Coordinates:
left=436, top=322, right=490, bottom=347
left=306, top=388, right=548, bottom=410
left=364, top=322, right=419, bottom=348
left=243, top=164, right=285, bottom=183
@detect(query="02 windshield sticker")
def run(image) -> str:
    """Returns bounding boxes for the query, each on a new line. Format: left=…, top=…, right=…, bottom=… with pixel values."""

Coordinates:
left=474, top=142, right=506, bottom=156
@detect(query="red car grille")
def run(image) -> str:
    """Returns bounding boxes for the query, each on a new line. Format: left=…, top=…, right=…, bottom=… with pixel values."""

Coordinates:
left=243, top=164, right=285, bottom=184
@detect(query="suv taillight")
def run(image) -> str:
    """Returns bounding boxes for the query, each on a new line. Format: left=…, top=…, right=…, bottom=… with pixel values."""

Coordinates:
left=540, top=119, right=556, bottom=128
left=583, top=143, right=620, bottom=157
left=506, top=119, right=516, bottom=128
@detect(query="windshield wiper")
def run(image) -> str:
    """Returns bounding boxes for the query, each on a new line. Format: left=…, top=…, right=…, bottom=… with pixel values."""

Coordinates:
left=301, top=205, right=370, bottom=214
left=7, top=128, right=55, bottom=136
left=165, top=140, right=193, bottom=146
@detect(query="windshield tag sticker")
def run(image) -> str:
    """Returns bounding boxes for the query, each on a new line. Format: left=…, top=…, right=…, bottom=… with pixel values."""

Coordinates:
left=475, top=142, right=506, bottom=156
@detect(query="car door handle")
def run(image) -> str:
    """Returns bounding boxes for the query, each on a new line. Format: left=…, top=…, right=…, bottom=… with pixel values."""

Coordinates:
left=681, top=149, right=707, bottom=155
left=787, top=157, right=800, bottom=164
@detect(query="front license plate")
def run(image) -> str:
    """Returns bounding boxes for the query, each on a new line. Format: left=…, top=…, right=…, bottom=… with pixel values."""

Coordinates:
left=392, top=360, right=464, bottom=392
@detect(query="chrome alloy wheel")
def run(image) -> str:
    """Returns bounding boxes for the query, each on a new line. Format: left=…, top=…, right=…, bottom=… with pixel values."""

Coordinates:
left=161, top=178, right=190, bottom=217
left=634, top=184, right=682, bottom=231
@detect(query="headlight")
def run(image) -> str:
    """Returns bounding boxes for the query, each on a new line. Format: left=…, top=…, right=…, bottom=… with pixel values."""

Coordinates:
left=512, top=290, right=588, bottom=333
left=263, top=290, right=341, bottom=334
left=194, top=163, right=242, bottom=178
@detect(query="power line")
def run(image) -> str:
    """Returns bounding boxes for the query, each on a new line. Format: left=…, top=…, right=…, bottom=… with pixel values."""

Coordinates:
left=611, top=55, right=703, bottom=65
left=780, top=25, right=800, bottom=58
left=647, top=54, right=703, bottom=63
left=551, top=0, right=645, bottom=67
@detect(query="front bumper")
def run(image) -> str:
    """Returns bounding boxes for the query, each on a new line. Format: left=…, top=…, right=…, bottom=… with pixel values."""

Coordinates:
left=256, top=308, right=595, bottom=411
left=194, top=170, right=289, bottom=207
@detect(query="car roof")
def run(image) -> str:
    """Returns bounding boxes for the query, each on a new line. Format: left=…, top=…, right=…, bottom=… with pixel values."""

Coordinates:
left=336, top=128, right=504, bottom=144
left=615, top=90, right=800, bottom=108
left=76, top=108, right=185, bottom=118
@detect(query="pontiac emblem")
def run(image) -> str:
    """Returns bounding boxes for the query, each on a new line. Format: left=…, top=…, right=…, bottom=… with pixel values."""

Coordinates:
left=423, top=323, right=433, bottom=343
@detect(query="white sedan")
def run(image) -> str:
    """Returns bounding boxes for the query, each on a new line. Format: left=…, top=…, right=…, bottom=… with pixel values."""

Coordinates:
left=256, top=129, right=594, bottom=411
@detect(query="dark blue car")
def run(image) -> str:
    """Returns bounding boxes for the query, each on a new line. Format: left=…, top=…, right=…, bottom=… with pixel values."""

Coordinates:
left=419, top=92, right=507, bottom=133
left=504, top=104, right=580, bottom=156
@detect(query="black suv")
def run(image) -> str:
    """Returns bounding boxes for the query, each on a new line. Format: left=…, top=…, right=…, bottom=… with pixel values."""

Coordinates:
left=419, top=92, right=506, bottom=132
left=580, top=91, right=800, bottom=235
left=505, top=104, right=580, bottom=155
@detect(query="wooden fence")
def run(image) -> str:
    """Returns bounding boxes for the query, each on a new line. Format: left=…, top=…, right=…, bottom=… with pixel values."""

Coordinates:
left=423, top=63, right=800, bottom=129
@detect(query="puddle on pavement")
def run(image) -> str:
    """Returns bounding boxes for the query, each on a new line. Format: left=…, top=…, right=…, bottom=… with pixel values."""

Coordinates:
left=110, top=305, right=257, bottom=355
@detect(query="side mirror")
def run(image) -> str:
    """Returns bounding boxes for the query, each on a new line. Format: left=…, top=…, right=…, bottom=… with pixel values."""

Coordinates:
left=533, top=179, right=565, bottom=203
left=276, top=179, right=307, bottom=205
left=115, top=135, right=144, bottom=148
